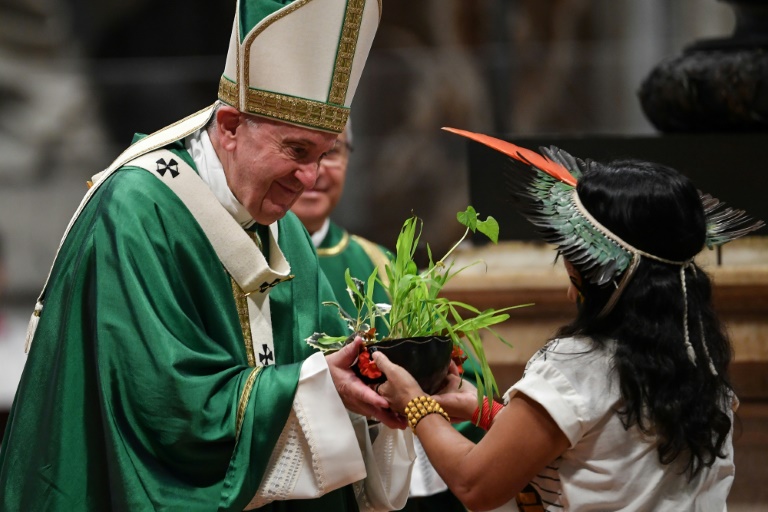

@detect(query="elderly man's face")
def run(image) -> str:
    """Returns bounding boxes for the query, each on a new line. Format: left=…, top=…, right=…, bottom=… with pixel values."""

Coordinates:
left=291, top=125, right=351, bottom=234
left=220, top=111, right=337, bottom=225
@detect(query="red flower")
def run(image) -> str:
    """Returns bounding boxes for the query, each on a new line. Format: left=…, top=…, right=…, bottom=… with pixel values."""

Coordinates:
left=358, top=347, right=382, bottom=379
left=451, top=345, right=468, bottom=375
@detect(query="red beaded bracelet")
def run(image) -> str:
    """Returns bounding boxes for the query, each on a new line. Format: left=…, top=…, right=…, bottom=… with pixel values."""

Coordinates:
left=471, top=397, right=504, bottom=431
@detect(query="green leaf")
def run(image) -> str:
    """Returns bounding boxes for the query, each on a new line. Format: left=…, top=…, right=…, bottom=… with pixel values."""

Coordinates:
left=305, top=332, right=349, bottom=353
left=476, top=216, right=499, bottom=244
left=456, top=206, right=478, bottom=231
left=457, top=207, right=498, bottom=244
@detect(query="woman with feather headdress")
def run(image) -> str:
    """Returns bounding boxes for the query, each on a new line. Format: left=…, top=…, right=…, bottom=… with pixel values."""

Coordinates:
left=372, top=129, right=764, bottom=512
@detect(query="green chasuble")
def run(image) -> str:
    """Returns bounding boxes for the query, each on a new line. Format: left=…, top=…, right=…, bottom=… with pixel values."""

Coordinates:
left=0, top=142, right=354, bottom=511
left=316, top=221, right=392, bottom=336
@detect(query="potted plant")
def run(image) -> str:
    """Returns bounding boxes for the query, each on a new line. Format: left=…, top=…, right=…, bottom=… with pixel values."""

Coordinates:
left=306, top=207, right=528, bottom=401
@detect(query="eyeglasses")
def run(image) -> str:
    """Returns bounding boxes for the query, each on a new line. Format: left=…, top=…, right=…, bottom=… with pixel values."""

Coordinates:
left=323, top=141, right=353, bottom=166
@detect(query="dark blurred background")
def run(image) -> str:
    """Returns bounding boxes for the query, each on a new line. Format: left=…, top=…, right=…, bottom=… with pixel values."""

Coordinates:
left=2, top=2, right=768, bottom=508
left=0, top=0, right=748, bottom=301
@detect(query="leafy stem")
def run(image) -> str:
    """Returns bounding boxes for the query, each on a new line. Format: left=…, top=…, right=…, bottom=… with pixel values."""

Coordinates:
left=305, top=206, right=528, bottom=403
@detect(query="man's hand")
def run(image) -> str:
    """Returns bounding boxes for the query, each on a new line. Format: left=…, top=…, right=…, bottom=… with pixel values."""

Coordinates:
left=326, top=338, right=406, bottom=429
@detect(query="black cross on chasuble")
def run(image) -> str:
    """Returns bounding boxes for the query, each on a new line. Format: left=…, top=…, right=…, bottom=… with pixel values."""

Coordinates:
left=259, top=344, right=274, bottom=365
left=155, top=158, right=179, bottom=178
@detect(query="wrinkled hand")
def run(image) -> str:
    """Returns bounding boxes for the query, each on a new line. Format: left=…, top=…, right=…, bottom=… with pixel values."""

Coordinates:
left=370, top=350, right=425, bottom=414
left=326, top=338, right=406, bottom=429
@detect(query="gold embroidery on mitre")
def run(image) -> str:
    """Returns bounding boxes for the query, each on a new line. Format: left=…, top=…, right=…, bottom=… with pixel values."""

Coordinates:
left=317, top=230, right=350, bottom=256
left=218, top=76, right=238, bottom=108
left=328, top=0, right=366, bottom=105
left=245, top=89, right=349, bottom=133
left=219, top=78, right=350, bottom=133
left=231, top=276, right=256, bottom=367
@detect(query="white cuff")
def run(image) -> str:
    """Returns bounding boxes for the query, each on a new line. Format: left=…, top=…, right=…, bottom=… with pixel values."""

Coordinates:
left=245, top=352, right=366, bottom=509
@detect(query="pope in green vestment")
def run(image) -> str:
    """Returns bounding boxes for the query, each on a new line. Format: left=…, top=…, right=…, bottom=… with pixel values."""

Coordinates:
left=0, top=128, right=402, bottom=510
left=1, top=2, right=418, bottom=509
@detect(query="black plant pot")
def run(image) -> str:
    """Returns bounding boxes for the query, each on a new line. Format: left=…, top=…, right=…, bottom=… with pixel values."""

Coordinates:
left=353, top=335, right=454, bottom=395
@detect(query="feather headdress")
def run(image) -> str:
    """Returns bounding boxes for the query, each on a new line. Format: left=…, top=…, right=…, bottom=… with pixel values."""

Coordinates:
left=444, top=127, right=765, bottom=371
left=443, top=127, right=765, bottom=286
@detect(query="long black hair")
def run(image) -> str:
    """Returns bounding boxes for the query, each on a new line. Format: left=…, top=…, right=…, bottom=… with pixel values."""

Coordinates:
left=557, top=159, right=733, bottom=478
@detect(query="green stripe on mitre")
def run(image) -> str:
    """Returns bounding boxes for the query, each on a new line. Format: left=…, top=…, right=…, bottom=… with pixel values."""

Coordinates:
left=239, top=0, right=300, bottom=43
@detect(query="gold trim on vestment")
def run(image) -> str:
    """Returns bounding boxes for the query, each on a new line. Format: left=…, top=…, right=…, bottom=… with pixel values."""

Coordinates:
left=328, top=0, right=365, bottom=105
left=236, top=366, right=262, bottom=438
left=110, top=105, right=215, bottom=174
left=245, top=229, right=263, bottom=252
left=231, top=276, right=256, bottom=367
left=317, top=230, right=350, bottom=256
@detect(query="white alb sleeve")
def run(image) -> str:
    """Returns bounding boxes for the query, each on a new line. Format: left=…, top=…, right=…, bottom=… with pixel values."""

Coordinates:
left=245, top=352, right=416, bottom=510
left=350, top=413, right=416, bottom=512
left=244, top=352, right=364, bottom=509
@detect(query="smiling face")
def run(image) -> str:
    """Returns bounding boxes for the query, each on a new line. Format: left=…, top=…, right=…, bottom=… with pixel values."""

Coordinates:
left=211, top=106, right=338, bottom=225
left=291, top=125, right=351, bottom=234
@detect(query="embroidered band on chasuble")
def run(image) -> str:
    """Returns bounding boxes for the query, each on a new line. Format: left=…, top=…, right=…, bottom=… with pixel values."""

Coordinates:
left=146, top=150, right=297, bottom=367
left=217, top=0, right=382, bottom=133
left=99, top=147, right=294, bottom=370
left=230, top=226, right=296, bottom=370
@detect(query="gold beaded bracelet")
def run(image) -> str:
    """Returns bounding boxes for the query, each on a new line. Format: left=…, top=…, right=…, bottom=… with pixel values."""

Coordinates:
left=405, top=395, right=450, bottom=433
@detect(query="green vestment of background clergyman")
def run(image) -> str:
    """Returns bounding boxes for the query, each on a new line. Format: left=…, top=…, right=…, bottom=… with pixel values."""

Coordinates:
left=316, top=221, right=392, bottom=336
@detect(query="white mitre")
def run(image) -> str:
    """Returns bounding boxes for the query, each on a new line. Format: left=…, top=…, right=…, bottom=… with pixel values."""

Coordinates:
left=218, top=0, right=381, bottom=134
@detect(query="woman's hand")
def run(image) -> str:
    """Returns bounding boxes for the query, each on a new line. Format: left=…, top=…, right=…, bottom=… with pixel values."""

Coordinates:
left=370, top=350, right=425, bottom=413
left=432, top=372, right=481, bottom=422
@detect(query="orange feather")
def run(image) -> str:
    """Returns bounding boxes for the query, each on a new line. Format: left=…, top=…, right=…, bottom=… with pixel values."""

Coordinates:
left=442, top=127, right=577, bottom=187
